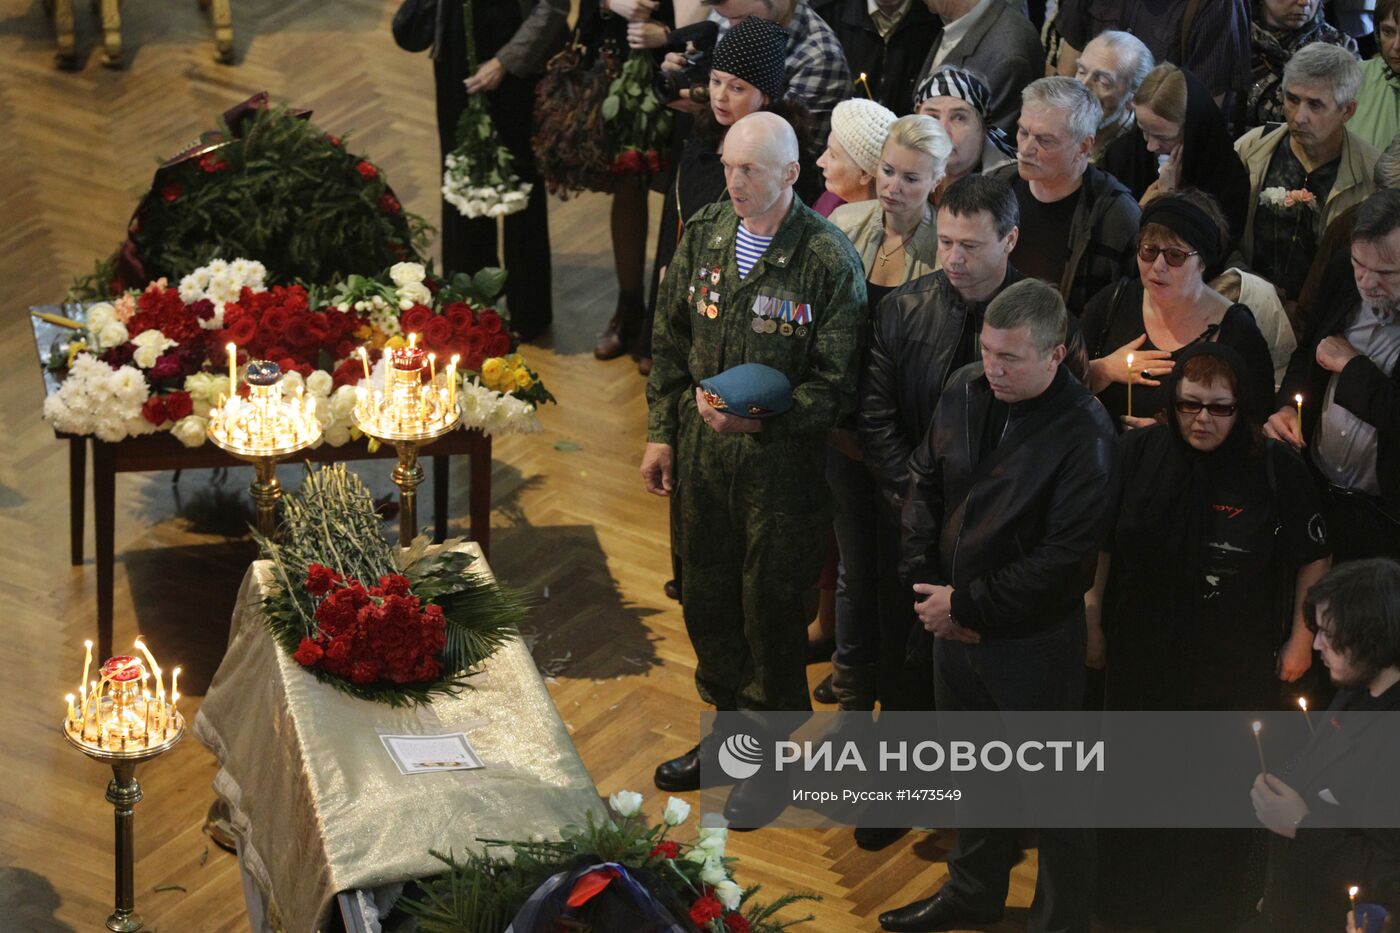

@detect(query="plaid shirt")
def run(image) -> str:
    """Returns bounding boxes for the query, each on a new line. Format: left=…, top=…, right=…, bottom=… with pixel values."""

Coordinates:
left=710, top=3, right=851, bottom=137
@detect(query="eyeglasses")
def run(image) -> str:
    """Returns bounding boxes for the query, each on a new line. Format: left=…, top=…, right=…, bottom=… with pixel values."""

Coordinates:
left=1175, top=400, right=1238, bottom=417
left=1138, top=243, right=1200, bottom=267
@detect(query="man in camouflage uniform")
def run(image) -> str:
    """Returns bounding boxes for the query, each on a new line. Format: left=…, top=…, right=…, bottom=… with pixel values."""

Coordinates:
left=642, top=112, right=866, bottom=794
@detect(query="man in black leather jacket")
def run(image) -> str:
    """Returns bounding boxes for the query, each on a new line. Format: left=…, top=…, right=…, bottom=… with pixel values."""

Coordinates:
left=878, top=279, right=1118, bottom=933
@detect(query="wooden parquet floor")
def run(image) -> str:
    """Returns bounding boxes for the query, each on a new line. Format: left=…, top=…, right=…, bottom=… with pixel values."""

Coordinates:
left=0, top=2, right=1044, bottom=930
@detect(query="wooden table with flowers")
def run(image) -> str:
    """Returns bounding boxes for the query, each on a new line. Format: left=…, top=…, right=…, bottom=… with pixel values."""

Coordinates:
left=34, top=260, right=553, bottom=663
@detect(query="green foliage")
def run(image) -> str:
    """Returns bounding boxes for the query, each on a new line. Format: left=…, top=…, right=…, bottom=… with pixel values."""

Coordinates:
left=256, top=464, right=527, bottom=707
left=127, top=107, right=430, bottom=288
left=603, top=52, right=673, bottom=158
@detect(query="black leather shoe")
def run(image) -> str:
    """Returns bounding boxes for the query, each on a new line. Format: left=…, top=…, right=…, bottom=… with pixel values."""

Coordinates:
left=854, top=826, right=907, bottom=851
left=663, top=578, right=681, bottom=602
left=812, top=672, right=836, bottom=704
left=878, top=891, right=1002, bottom=932
left=653, top=739, right=738, bottom=792
left=722, top=772, right=789, bottom=831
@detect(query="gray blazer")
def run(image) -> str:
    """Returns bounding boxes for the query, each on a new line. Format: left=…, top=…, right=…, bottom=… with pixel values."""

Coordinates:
left=429, top=0, right=569, bottom=77
left=917, top=1, right=1044, bottom=134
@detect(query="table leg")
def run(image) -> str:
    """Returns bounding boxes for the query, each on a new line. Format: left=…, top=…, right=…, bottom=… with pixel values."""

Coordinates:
left=470, top=433, right=491, bottom=560
left=433, top=455, right=448, bottom=543
left=71, top=438, right=86, bottom=566
left=50, top=0, right=76, bottom=68
left=94, top=441, right=116, bottom=662
left=97, top=0, right=123, bottom=68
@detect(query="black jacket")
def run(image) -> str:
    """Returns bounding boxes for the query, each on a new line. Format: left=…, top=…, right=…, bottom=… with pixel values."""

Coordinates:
left=1254, top=680, right=1400, bottom=932
left=859, top=267, right=1023, bottom=518
left=810, top=0, right=938, bottom=114
left=900, top=365, right=1119, bottom=639
left=1280, top=250, right=1400, bottom=517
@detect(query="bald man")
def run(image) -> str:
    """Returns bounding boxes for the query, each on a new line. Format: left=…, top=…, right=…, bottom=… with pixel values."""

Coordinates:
left=643, top=112, right=866, bottom=820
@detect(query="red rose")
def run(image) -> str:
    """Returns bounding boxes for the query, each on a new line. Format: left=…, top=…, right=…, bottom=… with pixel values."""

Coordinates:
left=292, top=637, right=324, bottom=667
left=261, top=306, right=292, bottom=339
left=164, top=391, right=194, bottom=421
left=161, top=183, right=182, bottom=203
left=304, top=313, right=331, bottom=345
left=305, top=563, right=340, bottom=596
left=486, top=332, right=511, bottom=357
left=284, top=314, right=312, bottom=349
left=150, top=354, right=182, bottom=382
left=477, top=309, right=502, bottom=334
left=223, top=316, right=258, bottom=347
left=424, top=316, right=453, bottom=349
left=140, top=396, right=168, bottom=426
left=444, top=304, right=474, bottom=333
left=400, top=305, right=434, bottom=335
left=689, top=896, right=724, bottom=925
left=645, top=149, right=663, bottom=173
left=724, top=914, right=751, bottom=933
left=379, top=193, right=402, bottom=215
left=611, top=150, right=645, bottom=175
left=649, top=840, right=680, bottom=860
left=331, top=356, right=363, bottom=389
left=328, top=135, right=342, bottom=147
left=356, top=161, right=379, bottom=180
left=198, top=153, right=228, bottom=173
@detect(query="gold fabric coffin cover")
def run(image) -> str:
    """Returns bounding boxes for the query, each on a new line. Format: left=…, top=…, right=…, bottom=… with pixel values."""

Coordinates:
left=194, top=547, right=602, bottom=933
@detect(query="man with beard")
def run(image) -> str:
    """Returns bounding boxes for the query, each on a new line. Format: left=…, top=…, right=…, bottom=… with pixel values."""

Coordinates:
left=1267, top=188, right=1400, bottom=560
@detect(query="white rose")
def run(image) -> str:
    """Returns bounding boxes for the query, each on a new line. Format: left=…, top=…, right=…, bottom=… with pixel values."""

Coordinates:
left=714, top=879, right=742, bottom=911
left=662, top=797, right=691, bottom=827
left=699, top=857, right=728, bottom=887
left=685, top=845, right=710, bottom=864
left=280, top=370, right=305, bottom=397
left=331, top=385, right=359, bottom=418
left=608, top=790, right=643, bottom=818
left=390, top=262, right=427, bottom=287
left=171, top=415, right=208, bottom=448
left=696, top=826, right=727, bottom=855
left=397, top=281, right=432, bottom=306
left=130, top=330, right=175, bottom=369
left=335, top=302, right=350, bottom=313
left=97, top=322, right=129, bottom=350
left=86, top=302, right=116, bottom=332
left=322, top=423, right=352, bottom=447
left=306, top=369, right=334, bottom=398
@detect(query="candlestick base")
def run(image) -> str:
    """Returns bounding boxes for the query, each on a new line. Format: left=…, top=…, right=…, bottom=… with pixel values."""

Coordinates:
left=353, top=406, right=460, bottom=548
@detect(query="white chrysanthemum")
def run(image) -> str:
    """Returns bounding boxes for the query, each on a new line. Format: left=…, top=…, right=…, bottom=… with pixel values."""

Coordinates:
left=109, top=366, right=150, bottom=406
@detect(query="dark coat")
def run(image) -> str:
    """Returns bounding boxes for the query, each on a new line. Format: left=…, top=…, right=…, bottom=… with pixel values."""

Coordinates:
left=900, top=365, right=1119, bottom=639
left=1279, top=252, right=1400, bottom=518
left=915, top=0, right=1044, bottom=133
left=810, top=0, right=938, bottom=114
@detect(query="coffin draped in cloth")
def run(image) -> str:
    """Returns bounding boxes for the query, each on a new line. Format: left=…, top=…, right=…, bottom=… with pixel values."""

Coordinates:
left=195, top=545, right=602, bottom=933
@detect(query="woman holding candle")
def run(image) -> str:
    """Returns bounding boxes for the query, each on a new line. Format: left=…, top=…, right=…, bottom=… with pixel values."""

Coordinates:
left=1080, top=191, right=1275, bottom=432
left=1088, top=343, right=1332, bottom=930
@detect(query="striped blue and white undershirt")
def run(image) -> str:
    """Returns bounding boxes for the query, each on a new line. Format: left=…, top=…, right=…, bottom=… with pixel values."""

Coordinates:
left=735, top=224, right=774, bottom=279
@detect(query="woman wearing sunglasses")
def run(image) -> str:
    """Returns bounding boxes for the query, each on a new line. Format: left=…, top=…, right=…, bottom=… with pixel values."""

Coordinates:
left=1080, top=190, right=1275, bottom=430
left=1086, top=342, right=1332, bottom=930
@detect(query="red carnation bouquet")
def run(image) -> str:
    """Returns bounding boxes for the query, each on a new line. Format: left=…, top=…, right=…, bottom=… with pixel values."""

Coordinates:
left=260, top=466, right=526, bottom=705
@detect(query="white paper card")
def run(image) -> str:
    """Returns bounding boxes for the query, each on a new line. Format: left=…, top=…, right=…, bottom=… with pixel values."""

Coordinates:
left=379, top=732, right=484, bottom=774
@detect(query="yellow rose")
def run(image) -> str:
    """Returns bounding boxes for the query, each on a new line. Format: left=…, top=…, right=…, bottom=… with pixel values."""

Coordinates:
left=480, top=357, right=505, bottom=389
left=507, top=353, right=525, bottom=369
left=514, top=368, right=535, bottom=391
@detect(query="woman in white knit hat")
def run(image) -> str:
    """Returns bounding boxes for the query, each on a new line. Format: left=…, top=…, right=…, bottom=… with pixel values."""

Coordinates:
left=814, top=98, right=897, bottom=217
left=819, top=114, right=953, bottom=713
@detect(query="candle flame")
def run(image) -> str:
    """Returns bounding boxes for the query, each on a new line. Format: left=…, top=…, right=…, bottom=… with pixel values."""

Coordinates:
left=859, top=72, right=866, bottom=81
left=1298, top=697, right=1308, bottom=712
left=1350, top=885, right=1360, bottom=897
left=1295, top=393, right=1303, bottom=405
left=408, top=332, right=417, bottom=348
left=1126, top=353, right=1134, bottom=367
left=66, top=692, right=74, bottom=703
left=85, top=639, right=92, bottom=648
left=1252, top=720, right=1262, bottom=734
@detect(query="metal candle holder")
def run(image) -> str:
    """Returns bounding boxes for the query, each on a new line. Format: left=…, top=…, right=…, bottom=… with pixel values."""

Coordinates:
left=352, top=343, right=460, bottom=547
left=206, top=358, right=322, bottom=539
left=62, top=643, right=185, bottom=932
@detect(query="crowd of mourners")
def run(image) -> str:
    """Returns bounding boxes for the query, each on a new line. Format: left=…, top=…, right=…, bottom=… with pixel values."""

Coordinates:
left=434, top=0, right=1400, bottom=930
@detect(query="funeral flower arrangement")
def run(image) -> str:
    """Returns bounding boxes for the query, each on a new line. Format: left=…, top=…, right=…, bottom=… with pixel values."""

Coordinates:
left=259, top=465, right=526, bottom=705
left=43, top=258, right=553, bottom=444
left=401, top=790, right=818, bottom=932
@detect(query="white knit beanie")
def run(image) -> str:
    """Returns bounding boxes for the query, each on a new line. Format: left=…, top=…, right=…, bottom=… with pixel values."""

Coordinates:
left=830, top=99, right=897, bottom=176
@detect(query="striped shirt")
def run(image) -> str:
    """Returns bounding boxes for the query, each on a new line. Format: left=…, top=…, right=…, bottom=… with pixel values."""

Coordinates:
left=735, top=224, right=774, bottom=278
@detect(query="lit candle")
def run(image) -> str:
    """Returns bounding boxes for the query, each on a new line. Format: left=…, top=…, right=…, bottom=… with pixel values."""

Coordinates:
left=81, top=639, right=92, bottom=699
left=143, top=691, right=152, bottom=740
left=856, top=72, right=873, bottom=99
left=1125, top=353, right=1135, bottom=419
left=360, top=346, right=371, bottom=382
left=1252, top=720, right=1267, bottom=774
left=1350, top=885, right=1359, bottom=916
left=408, top=332, right=417, bottom=349
left=170, top=667, right=180, bottom=701
left=65, top=693, right=76, bottom=725
left=428, top=352, right=437, bottom=385
left=134, top=639, right=162, bottom=701
left=448, top=354, right=460, bottom=409
left=227, top=343, right=238, bottom=399
left=1298, top=696, right=1314, bottom=734
left=168, top=691, right=179, bottom=736
left=1295, top=393, right=1304, bottom=440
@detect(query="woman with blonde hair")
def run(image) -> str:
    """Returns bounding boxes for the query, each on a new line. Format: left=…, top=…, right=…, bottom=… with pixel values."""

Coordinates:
left=1101, top=62, right=1251, bottom=248
left=822, top=113, right=951, bottom=712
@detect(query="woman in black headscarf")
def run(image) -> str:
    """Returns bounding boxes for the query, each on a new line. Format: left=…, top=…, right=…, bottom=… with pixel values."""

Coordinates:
left=1101, top=63, right=1251, bottom=252
left=1088, top=342, right=1332, bottom=930
left=1081, top=190, right=1274, bottom=432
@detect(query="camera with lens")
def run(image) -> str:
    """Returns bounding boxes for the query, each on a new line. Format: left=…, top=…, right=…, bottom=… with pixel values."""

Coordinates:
left=652, top=21, right=719, bottom=105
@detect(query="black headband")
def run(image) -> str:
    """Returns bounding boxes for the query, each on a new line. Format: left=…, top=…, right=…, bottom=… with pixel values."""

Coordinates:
left=1140, top=196, right=1220, bottom=264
